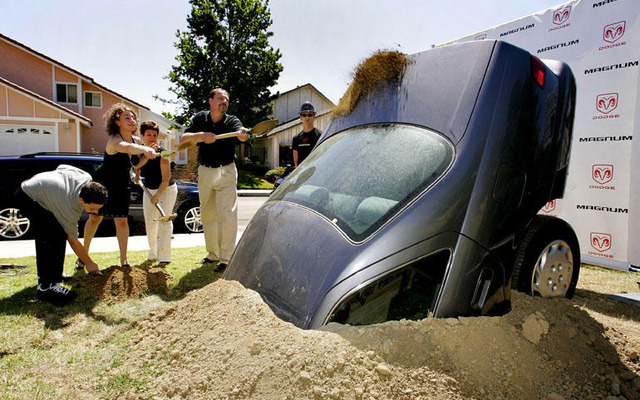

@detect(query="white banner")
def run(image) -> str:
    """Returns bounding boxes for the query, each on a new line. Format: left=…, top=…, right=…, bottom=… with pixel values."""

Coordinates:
left=445, top=0, right=639, bottom=271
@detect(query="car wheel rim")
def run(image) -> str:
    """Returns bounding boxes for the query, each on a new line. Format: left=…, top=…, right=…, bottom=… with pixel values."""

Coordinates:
left=0, top=208, right=31, bottom=239
left=184, top=207, right=203, bottom=233
left=531, top=240, right=573, bottom=298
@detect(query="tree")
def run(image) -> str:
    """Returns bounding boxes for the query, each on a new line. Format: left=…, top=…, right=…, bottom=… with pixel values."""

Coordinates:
left=165, top=0, right=283, bottom=126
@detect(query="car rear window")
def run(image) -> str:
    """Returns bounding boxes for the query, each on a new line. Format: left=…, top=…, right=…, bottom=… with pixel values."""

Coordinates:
left=270, top=124, right=454, bottom=241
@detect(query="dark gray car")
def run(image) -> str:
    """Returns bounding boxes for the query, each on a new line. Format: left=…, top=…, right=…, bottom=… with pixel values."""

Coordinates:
left=226, top=40, right=579, bottom=329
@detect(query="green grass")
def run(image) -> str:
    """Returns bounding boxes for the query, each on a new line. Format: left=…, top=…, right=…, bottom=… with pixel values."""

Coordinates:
left=0, top=246, right=219, bottom=400
left=237, top=169, right=273, bottom=190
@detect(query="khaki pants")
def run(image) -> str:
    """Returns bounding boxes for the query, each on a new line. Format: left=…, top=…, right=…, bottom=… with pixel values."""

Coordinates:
left=198, top=163, right=238, bottom=263
left=143, top=183, right=178, bottom=262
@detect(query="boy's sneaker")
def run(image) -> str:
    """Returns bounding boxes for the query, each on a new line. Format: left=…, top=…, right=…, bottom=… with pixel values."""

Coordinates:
left=37, top=283, right=78, bottom=305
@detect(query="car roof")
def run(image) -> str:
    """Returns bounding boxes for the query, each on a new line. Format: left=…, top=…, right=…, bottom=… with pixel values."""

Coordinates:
left=0, top=152, right=103, bottom=161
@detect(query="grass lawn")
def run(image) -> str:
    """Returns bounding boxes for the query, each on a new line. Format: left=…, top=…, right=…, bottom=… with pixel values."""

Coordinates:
left=237, top=169, right=273, bottom=190
left=0, top=247, right=218, bottom=400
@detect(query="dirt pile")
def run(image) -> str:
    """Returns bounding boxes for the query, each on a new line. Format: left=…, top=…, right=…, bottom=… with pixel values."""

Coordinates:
left=74, top=264, right=172, bottom=302
left=116, top=279, right=640, bottom=400
left=333, top=50, right=409, bottom=116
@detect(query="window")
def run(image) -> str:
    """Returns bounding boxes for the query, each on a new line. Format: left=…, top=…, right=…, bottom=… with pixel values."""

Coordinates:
left=270, top=124, right=454, bottom=241
left=2, top=126, right=53, bottom=135
left=327, top=250, right=450, bottom=325
left=84, top=91, right=102, bottom=108
left=56, top=83, right=78, bottom=103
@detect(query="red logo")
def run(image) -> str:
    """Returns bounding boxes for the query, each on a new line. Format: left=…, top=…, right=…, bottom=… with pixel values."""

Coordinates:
left=474, top=34, right=487, bottom=41
left=541, top=200, right=556, bottom=213
left=603, top=21, right=625, bottom=43
left=596, top=93, right=618, bottom=114
left=592, top=164, right=613, bottom=185
left=553, top=6, right=571, bottom=25
left=590, top=232, right=612, bottom=252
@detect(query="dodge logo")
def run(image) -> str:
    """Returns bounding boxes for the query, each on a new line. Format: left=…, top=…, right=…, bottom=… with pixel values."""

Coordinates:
left=541, top=200, right=556, bottom=213
left=590, top=232, right=612, bottom=252
left=603, top=21, right=625, bottom=43
left=553, top=6, right=571, bottom=25
left=596, top=93, right=618, bottom=114
left=592, top=164, right=613, bottom=185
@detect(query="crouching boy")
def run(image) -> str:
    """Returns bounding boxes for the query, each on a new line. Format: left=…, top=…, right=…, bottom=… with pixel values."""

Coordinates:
left=18, top=164, right=108, bottom=305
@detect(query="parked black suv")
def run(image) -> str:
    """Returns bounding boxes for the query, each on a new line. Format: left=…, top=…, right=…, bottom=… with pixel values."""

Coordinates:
left=0, top=152, right=203, bottom=240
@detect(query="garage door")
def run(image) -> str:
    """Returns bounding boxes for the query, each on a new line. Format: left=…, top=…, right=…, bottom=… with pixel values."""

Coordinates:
left=0, top=124, right=57, bottom=155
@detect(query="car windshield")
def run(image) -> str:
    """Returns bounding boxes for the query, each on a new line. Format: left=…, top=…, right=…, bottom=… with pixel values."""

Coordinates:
left=270, top=124, right=454, bottom=241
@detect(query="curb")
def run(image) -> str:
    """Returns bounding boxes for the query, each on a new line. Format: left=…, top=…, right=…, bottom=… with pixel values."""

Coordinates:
left=238, top=189, right=271, bottom=197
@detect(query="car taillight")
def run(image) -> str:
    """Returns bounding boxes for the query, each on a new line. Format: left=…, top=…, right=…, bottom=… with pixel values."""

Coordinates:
left=531, top=56, right=545, bottom=87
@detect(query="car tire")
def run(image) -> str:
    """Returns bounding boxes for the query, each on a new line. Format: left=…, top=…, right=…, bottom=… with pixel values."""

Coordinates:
left=176, top=201, right=203, bottom=234
left=512, top=216, right=580, bottom=299
left=0, top=207, right=32, bottom=240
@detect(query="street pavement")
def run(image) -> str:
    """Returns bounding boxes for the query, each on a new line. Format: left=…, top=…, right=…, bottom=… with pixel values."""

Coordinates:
left=0, top=191, right=269, bottom=259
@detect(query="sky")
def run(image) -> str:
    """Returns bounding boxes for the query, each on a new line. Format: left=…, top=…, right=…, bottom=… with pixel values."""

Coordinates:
left=1, top=0, right=568, bottom=115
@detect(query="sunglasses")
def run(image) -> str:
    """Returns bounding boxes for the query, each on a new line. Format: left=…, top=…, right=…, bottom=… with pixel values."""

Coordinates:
left=301, top=113, right=315, bottom=117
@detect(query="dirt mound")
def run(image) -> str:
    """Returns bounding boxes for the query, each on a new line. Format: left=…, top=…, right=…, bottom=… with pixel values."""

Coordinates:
left=74, top=264, right=172, bottom=302
left=116, top=279, right=640, bottom=400
left=334, top=50, right=409, bottom=116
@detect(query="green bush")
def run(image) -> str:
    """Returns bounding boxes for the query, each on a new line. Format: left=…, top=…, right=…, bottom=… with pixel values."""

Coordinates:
left=265, top=167, right=285, bottom=183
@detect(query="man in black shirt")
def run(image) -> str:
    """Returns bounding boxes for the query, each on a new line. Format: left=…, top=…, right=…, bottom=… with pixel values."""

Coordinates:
left=292, top=102, right=321, bottom=166
left=180, top=88, right=250, bottom=270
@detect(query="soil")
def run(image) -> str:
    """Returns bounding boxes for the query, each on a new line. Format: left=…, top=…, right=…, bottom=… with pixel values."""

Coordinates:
left=73, top=263, right=172, bottom=303
left=100, top=266, right=639, bottom=400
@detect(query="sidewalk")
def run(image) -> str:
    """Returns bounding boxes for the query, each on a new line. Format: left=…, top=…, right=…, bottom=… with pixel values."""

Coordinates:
left=1, top=189, right=269, bottom=259
left=0, top=232, right=226, bottom=259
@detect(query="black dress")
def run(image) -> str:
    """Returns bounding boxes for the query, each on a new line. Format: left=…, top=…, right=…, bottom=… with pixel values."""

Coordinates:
left=94, top=134, right=133, bottom=218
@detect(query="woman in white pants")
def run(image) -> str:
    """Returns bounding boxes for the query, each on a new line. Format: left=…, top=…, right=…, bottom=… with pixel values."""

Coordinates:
left=132, top=121, right=178, bottom=266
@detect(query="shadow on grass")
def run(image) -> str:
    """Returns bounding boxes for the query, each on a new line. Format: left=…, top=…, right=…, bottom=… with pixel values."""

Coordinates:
left=0, top=285, right=100, bottom=331
left=164, top=261, right=225, bottom=300
left=0, top=259, right=224, bottom=331
left=238, top=169, right=272, bottom=189
left=573, top=287, right=640, bottom=323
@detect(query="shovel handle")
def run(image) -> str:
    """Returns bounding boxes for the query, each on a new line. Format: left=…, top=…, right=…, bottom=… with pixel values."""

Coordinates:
left=137, top=180, right=168, bottom=217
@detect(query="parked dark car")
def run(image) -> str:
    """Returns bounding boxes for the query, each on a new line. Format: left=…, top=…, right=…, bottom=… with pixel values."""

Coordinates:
left=226, top=40, right=579, bottom=329
left=0, top=152, right=202, bottom=240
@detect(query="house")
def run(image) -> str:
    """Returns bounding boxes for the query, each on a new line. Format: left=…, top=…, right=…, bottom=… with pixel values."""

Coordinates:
left=252, top=83, right=335, bottom=168
left=0, top=33, right=175, bottom=156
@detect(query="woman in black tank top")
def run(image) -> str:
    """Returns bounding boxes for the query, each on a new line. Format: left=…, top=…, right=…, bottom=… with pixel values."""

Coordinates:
left=77, top=104, right=158, bottom=269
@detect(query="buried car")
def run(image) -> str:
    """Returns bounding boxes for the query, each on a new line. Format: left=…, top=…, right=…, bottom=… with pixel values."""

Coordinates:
left=225, top=40, right=579, bottom=329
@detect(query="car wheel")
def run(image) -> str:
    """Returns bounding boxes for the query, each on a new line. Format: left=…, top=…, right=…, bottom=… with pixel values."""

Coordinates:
left=177, top=201, right=203, bottom=233
left=512, top=216, right=580, bottom=299
left=0, top=207, right=31, bottom=240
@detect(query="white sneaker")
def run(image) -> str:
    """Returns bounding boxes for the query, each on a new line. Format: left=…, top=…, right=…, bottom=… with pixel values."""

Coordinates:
left=37, top=283, right=78, bottom=305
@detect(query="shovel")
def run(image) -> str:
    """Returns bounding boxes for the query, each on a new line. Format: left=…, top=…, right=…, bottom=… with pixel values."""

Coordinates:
left=137, top=180, right=177, bottom=222
left=160, top=150, right=176, bottom=158
left=177, top=119, right=279, bottom=150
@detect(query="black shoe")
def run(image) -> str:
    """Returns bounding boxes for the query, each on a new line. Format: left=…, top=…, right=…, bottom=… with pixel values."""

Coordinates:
left=197, top=257, right=217, bottom=264
left=215, top=263, right=228, bottom=272
left=158, top=261, right=170, bottom=267
left=37, top=283, right=78, bottom=305
left=75, top=258, right=85, bottom=270
left=60, top=273, right=73, bottom=282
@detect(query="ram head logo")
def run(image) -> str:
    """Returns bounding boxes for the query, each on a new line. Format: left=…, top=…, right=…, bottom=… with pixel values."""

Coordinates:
left=553, top=6, right=571, bottom=25
left=590, top=232, right=612, bottom=253
left=596, top=93, right=618, bottom=114
left=540, top=200, right=556, bottom=213
left=592, top=164, right=613, bottom=185
left=603, top=21, right=625, bottom=43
